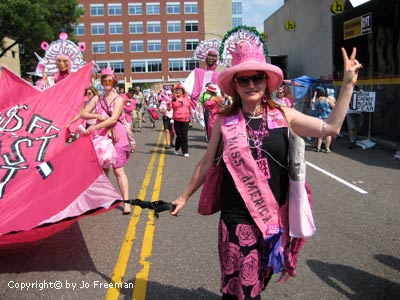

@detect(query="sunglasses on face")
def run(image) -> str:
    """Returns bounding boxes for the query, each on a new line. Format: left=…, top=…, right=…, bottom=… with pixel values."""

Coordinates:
left=101, top=79, right=114, bottom=85
left=235, top=73, right=266, bottom=87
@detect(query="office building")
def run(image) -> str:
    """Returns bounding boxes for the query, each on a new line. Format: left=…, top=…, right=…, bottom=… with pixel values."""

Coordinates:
left=76, top=0, right=238, bottom=89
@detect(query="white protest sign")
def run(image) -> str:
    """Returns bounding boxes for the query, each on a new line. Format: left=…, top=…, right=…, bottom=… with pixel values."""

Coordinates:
left=350, top=91, right=376, bottom=112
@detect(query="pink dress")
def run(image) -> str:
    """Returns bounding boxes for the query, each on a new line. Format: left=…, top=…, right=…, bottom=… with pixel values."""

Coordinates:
left=94, top=95, right=130, bottom=168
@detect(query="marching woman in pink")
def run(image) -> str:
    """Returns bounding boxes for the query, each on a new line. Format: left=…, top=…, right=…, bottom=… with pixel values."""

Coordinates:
left=170, top=26, right=362, bottom=300
left=81, top=67, right=131, bottom=215
left=171, top=83, right=195, bottom=157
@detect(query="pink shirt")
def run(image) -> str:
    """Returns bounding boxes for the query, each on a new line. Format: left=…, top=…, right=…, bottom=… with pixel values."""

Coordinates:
left=172, top=97, right=191, bottom=122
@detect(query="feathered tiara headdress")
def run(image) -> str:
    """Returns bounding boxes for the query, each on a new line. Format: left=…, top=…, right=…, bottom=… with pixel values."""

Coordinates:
left=193, top=38, right=228, bottom=66
left=219, top=25, right=268, bottom=66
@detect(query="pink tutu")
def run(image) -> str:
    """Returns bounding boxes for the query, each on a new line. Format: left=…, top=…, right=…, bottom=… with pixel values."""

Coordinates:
left=92, top=135, right=118, bottom=168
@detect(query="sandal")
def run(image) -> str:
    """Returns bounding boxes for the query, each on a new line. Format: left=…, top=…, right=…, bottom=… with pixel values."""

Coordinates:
left=315, top=148, right=321, bottom=152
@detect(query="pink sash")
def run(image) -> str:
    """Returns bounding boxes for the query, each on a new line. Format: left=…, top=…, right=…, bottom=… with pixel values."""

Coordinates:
left=221, top=111, right=283, bottom=238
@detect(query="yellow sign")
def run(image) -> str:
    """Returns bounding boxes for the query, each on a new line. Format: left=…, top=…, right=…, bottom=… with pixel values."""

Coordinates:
left=344, top=13, right=372, bottom=40
left=261, top=32, right=268, bottom=40
left=285, top=21, right=295, bottom=31
left=331, top=0, right=345, bottom=14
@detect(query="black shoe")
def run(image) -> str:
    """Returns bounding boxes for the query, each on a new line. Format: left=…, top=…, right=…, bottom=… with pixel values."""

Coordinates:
left=348, top=142, right=355, bottom=149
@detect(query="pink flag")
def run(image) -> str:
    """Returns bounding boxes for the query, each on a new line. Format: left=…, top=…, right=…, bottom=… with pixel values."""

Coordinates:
left=0, top=65, right=121, bottom=246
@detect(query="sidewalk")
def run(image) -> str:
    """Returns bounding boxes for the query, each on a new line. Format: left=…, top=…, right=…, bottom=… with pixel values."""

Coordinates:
left=340, top=132, right=400, bottom=154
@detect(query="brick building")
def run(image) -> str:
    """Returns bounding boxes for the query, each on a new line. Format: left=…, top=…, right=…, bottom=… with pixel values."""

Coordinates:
left=76, top=0, right=239, bottom=90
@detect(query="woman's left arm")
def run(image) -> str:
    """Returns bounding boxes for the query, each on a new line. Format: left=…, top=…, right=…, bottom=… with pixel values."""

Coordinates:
left=285, top=47, right=362, bottom=137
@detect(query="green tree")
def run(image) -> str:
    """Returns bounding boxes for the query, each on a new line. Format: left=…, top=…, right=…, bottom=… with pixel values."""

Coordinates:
left=0, top=0, right=83, bottom=75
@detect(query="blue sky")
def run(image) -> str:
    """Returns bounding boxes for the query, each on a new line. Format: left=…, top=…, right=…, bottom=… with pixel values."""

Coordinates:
left=242, top=0, right=284, bottom=32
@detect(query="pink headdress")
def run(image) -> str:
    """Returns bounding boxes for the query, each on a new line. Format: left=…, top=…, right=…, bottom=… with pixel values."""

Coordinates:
left=218, top=26, right=283, bottom=97
left=101, top=66, right=116, bottom=79
left=34, top=32, right=86, bottom=77
left=193, top=38, right=228, bottom=67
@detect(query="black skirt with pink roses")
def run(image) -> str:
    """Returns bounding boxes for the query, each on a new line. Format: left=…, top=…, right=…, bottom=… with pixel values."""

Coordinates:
left=218, top=219, right=273, bottom=300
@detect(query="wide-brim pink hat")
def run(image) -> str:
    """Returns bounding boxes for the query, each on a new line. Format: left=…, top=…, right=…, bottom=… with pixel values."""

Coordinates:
left=218, top=59, right=283, bottom=97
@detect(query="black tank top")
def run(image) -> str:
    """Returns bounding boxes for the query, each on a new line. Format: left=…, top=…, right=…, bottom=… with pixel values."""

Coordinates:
left=220, top=117, right=289, bottom=224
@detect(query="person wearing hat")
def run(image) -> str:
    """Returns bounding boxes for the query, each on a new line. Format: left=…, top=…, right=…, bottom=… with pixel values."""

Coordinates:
left=170, top=29, right=362, bottom=300
left=202, top=83, right=222, bottom=140
left=274, top=86, right=293, bottom=107
left=171, top=83, right=195, bottom=157
left=198, top=83, right=219, bottom=141
left=183, top=39, right=223, bottom=128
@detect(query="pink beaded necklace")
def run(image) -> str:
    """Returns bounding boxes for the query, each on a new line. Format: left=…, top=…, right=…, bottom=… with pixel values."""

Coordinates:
left=245, top=108, right=270, bottom=178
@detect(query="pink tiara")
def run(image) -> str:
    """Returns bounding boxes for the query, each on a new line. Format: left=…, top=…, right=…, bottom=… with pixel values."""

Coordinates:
left=101, top=66, right=115, bottom=77
left=228, top=40, right=266, bottom=66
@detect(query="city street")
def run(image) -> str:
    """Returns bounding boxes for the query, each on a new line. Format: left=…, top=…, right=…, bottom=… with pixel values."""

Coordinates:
left=0, top=120, right=399, bottom=300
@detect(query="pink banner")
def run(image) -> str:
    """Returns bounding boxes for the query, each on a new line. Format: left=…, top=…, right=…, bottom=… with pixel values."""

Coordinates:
left=0, top=65, right=121, bottom=245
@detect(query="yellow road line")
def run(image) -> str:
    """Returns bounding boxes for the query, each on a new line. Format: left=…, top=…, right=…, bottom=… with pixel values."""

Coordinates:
left=132, top=142, right=166, bottom=300
left=106, top=131, right=164, bottom=300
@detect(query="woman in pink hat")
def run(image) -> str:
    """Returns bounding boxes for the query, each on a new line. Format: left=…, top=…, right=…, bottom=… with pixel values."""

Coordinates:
left=170, top=26, right=362, bottom=300
left=203, top=83, right=222, bottom=139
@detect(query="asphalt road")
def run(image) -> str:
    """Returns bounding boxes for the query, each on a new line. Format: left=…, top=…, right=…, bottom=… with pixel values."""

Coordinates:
left=1, top=119, right=399, bottom=300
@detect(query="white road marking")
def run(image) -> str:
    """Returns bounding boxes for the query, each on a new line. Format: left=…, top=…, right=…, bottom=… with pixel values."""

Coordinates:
left=306, top=161, right=368, bottom=194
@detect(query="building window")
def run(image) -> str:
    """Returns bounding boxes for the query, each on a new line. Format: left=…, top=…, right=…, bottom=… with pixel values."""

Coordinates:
left=185, top=21, right=198, bottom=32
left=148, top=40, right=162, bottom=52
left=169, top=59, right=184, bottom=71
left=75, top=24, right=85, bottom=36
left=128, top=3, right=142, bottom=15
left=90, top=4, right=104, bottom=16
left=167, top=21, right=181, bottom=33
left=91, top=23, right=105, bottom=35
left=186, top=59, right=199, bottom=71
left=168, top=40, right=181, bottom=52
left=130, top=41, right=144, bottom=53
left=110, top=61, right=124, bottom=74
left=129, top=22, right=143, bottom=34
left=232, top=2, right=242, bottom=14
left=147, top=22, right=161, bottom=33
left=232, top=17, right=242, bottom=27
left=146, top=2, right=160, bottom=15
left=167, top=2, right=180, bottom=14
left=108, top=3, right=122, bottom=16
left=131, top=60, right=146, bottom=73
left=109, top=22, right=123, bottom=34
left=185, top=39, right=199, bottom=51
left=184, top=2, right=198, bottom=14
left=148, top=60, right=162, bottom=72
left=110, top=41, right=124, bottom=53
left=92, top=42, right=106, bottom=54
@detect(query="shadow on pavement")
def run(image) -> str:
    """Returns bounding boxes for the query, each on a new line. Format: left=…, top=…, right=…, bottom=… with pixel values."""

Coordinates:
left=120, top=278, right=221, bottom=300
left=307, top=259, right=400, bottom=300
left=374, top=254, right=400, bottom=272
left=0, top=223, right=109, bottom=281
